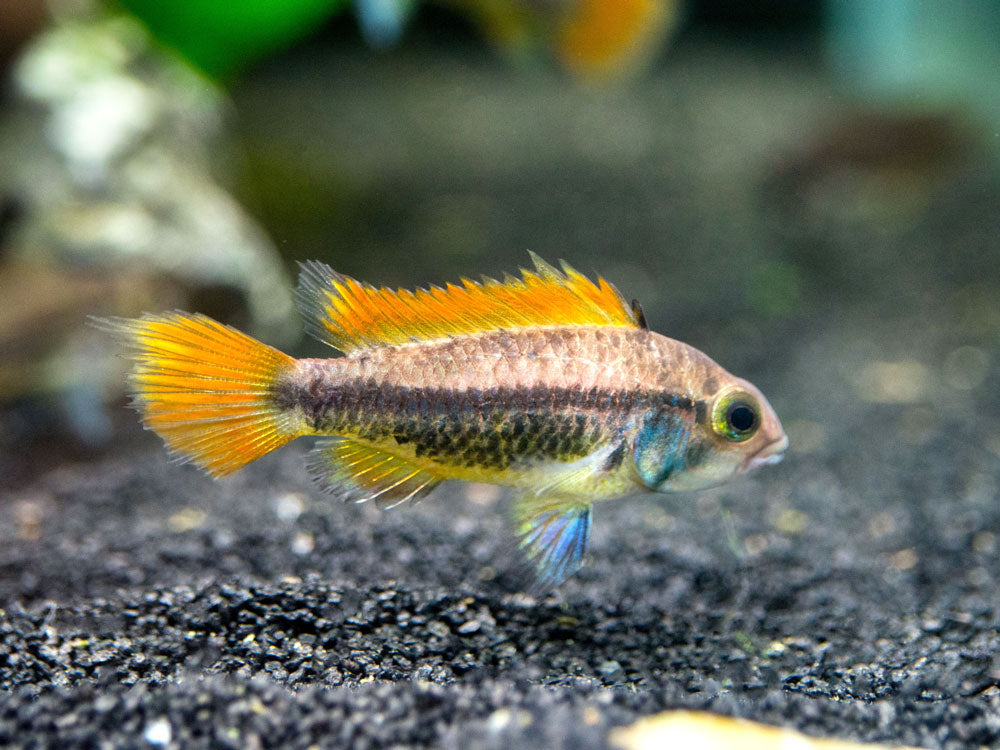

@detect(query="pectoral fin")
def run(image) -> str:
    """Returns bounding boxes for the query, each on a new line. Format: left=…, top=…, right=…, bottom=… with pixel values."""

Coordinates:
left=514, top=494, right=593, bottom=587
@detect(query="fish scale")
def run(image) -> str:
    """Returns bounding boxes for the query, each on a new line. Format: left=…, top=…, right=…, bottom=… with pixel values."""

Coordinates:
left=298, top=327, right=700, bottom=391
left=98, top=254, right=787, bottom=586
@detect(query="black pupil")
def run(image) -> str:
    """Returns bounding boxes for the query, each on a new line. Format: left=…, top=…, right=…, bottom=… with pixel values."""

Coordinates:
left=728, top=404, right=756, bottom=433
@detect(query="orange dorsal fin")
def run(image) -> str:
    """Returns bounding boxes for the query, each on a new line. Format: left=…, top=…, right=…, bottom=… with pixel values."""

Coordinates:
left=296, top=252, right=640, bottom=353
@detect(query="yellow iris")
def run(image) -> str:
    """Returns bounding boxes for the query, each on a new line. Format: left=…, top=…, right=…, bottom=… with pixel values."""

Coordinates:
left=711, top=389, right=760, bottom=442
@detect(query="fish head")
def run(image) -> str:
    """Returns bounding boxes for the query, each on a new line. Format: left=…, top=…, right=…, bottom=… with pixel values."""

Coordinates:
left=640, top=372, right=787, bottom=493
left=684, top=374, right=786, bottom=490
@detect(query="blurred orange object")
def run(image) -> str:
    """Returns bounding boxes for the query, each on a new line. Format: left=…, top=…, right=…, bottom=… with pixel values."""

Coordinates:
left=557, top=0, right=676, bottom=79
left=442, top=0, right=680, bottom=80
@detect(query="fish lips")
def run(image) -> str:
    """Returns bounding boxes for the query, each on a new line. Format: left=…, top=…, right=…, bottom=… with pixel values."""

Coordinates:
left=742, top=434, right=789, bottom=472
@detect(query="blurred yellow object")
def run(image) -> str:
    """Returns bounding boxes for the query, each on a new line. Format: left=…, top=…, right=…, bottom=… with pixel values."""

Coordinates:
left=442, top=0, right=680, bottom=80
left=610, top=710, right=924, bottom=750
left=557, top=0, right=675, bottom=79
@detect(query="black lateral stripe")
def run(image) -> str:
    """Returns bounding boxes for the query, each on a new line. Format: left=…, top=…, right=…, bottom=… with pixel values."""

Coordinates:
left=694, top=399, right=708, bottom=423
left=291, top=380, right=695, bottom=424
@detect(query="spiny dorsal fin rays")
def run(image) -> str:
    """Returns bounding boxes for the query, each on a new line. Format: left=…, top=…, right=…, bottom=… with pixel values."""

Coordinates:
left=296, top=253, right=640, bottom=354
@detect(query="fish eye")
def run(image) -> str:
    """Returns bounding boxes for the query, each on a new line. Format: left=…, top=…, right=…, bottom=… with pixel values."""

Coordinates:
left=728, top=404, right=755, bottom=432
left=711, top=390, right=760, bottom=442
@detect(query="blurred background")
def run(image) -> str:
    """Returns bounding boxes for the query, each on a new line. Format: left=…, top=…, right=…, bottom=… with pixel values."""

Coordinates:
left=1, top=0, right=998, bottom=494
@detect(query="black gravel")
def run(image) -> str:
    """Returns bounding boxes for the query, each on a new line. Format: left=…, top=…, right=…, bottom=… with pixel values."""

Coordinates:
left=4, top=350, right=1000, bottom=749
left=4, top=31, right=1000, bottom=750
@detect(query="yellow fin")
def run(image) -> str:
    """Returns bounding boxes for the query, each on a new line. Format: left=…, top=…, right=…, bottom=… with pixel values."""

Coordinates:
left=96, top=313, right=298, bottom=477
left=306, top=438, right=443, bottom=509
left=295, top=252, right=640, bottom=353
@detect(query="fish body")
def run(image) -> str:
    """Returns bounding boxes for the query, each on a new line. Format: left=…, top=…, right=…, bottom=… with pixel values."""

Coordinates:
left=101, top=255, right=787, bottom=585
left=281, top=327, right=730, bottom=495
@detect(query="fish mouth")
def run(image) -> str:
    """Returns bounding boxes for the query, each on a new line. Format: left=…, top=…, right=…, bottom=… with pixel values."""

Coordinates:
left=743, top=434, right=789, bottom=472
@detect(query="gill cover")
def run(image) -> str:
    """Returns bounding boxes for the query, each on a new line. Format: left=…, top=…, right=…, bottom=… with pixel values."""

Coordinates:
left=633, top=409, right=692, bottom=489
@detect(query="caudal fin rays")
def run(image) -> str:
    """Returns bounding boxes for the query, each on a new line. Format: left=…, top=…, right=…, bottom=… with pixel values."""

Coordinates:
left=95, top=313, right=299, bottom=476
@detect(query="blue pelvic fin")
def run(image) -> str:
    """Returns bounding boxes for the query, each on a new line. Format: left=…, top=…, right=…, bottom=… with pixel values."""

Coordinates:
left=514, top=494, right=593, bottom=588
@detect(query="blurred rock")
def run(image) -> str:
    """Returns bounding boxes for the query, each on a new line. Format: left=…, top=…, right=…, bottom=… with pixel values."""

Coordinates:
left=0, top=5, right=297, bottom=453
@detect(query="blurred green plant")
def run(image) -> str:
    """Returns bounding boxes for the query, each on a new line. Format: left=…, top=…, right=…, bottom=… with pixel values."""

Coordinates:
left=114, top=0, right=349, bottom=77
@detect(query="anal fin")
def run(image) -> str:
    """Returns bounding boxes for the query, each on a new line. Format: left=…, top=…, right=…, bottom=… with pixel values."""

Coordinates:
left=307, top=438, right=442, bottom=509
left=514, top=494, right=593, bottom=588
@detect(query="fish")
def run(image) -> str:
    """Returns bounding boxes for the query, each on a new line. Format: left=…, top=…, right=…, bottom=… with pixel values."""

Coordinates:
left=97, top=254, right=787, bottom=586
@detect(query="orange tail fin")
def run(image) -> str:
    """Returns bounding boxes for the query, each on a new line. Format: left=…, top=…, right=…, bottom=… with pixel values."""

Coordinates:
left=97, top=313, right=299, bottom=476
